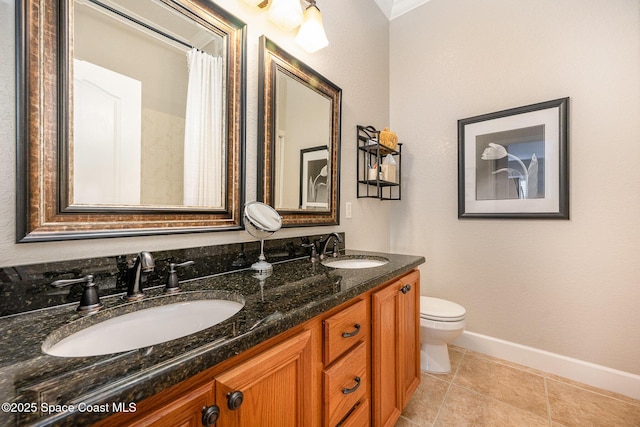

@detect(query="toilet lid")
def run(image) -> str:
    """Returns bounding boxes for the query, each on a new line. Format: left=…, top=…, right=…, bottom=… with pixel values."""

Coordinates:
left=420, top=297, right=466, bottom=322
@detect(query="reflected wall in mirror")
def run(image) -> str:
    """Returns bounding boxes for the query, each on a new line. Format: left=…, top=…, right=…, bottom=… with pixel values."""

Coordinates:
left=258, top=36, right=342, bottom=226
left=16, top=0, right=246, bottom=242
left=73, top=0, right=227, bottom=208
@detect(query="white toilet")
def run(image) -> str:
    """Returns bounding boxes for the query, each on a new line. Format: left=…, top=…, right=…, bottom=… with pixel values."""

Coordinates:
left=419, top=296, right=466, bottom=374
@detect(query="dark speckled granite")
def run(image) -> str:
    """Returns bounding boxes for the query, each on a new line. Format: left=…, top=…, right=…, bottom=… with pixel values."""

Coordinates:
left=0, top=238, right=424, bottom=427
left=0, top=235, right=334, bottom=317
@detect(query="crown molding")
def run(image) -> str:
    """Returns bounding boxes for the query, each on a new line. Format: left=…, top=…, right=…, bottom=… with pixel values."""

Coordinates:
left=373, top=0, right=432, bottom=20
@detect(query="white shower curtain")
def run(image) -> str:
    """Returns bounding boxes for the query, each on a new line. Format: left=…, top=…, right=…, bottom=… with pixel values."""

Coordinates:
left=183, top=48, right=224, bottom=207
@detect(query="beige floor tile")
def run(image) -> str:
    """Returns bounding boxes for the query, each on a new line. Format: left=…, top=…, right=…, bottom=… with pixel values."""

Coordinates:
left=406, top=346, right=638, bottom=427
left=448, top=344, right=467, bottom=354
left=395, top=415, right=422, bottom=427
left=424, top=346, right=465, bottom=383
left=545, top=373, right=640, bottom=407
left=464, top=349, right=548, bottom=377
left=402, top=373, right=450, bottom=426
left=453, top=352, right=549, bottom=418
left=546, top=378, right=640, bottom=427
left=435, top=385, right=549, bottom=427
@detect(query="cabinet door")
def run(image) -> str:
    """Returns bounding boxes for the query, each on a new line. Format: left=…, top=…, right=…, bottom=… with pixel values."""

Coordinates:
left=371, top=282, right=402, bottom=427
left=398, top=270, right=420, bottom=406
left=214, top=329, right=314, bottom=427
left=127, top=382, right=214, bottom=427
left=371, top=270, right=421, bottom=427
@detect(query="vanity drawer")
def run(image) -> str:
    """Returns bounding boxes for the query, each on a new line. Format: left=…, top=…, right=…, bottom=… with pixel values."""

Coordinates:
left=324, top=341, right=367, bottom=427
left=324, top=298, right=368, bottom=365
left=337, top=399, right=369, bottom=427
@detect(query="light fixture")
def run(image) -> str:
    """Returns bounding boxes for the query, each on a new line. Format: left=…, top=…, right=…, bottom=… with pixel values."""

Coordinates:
left=244, top=0, right=268, bottom=9
left=244, top=0, right=269, bottom=8
left=267, top=0, right=303, bottom=32
left=295, top=0, right=328, bottom=53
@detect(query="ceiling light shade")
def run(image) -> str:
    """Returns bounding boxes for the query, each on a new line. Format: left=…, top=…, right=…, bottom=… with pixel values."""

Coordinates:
left=245, top=0, right=270, bottom=7
left=295, top=1, right=328, bottom=53
left=268, top=0, right=303, bottom=31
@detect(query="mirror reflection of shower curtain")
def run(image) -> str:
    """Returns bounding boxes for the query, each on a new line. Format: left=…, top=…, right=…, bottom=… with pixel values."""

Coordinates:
left=183, top=48, right=224, bottom=207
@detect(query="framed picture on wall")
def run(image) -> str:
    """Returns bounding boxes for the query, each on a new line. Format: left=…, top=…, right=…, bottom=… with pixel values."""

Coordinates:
left=458, top=97, right=569, bottom=219
left=300, top=145, right=329, bottom=209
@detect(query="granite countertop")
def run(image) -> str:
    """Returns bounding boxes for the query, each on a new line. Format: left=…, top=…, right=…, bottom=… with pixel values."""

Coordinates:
left=0, top=250, right=424, bottom=427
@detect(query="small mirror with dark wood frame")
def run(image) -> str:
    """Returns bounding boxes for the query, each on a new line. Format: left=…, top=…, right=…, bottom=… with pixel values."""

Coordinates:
left=16, top=0, right=246, bottom=242
left=258, top=36, right=342, bottom=227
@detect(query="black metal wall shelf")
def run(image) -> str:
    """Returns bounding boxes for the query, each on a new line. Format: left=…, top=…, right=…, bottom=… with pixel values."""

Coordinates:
left=357, top=125, right=402, bottom=200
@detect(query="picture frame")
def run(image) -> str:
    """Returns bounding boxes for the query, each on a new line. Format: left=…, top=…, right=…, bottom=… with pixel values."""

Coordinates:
left=300, top=146, right=329, bottom=209
left=458, top=98, right=569, bottom=219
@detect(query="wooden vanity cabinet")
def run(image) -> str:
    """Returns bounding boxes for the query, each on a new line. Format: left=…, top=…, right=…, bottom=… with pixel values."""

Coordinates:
left=94, top=328, right=318, bottom=427
left=214, top=329, right=314, bottom=427
left=93, top=270, right=420, bottom=427
left=371, top=270, right=420, bottom=427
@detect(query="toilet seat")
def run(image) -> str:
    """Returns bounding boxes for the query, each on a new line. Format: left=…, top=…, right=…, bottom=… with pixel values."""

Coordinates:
left=420, top=296, right=466, bottom=322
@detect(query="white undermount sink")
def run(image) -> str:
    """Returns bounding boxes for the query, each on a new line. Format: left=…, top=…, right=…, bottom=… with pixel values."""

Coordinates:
left=42, top=298, right=244, bottom=358
left=322, top=256, right=389, bottom=269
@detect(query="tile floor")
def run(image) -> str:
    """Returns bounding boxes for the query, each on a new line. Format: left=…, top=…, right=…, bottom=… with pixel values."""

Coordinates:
left=396, top=346, right=640, bottom=427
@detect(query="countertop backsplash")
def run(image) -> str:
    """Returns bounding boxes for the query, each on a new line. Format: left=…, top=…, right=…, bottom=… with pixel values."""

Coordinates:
left=0, top=233, right=344, bottom=318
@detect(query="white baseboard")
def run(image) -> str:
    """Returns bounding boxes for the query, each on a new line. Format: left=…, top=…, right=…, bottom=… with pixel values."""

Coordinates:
left=452, top=331, right=640, bottom=400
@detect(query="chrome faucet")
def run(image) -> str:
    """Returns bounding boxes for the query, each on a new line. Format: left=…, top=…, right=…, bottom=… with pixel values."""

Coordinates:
left=125, top=251, right=155, bottom=301
left=320, top=233, right=342, bottom=260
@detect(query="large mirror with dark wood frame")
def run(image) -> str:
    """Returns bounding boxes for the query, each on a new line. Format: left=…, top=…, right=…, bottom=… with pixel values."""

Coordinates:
left=258, top=36, right=342, bottom=227
left=16, top=0, right=246, bottom=242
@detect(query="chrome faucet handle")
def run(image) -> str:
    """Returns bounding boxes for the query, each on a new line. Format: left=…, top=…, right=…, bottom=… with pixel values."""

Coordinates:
left=50, top=275, right=104, bottom=315
left=165, top=260, right=195, bottom=293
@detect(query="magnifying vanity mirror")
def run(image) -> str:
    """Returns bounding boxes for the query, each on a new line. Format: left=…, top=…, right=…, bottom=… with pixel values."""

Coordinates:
left=257, top=36, right=342, bottom=227
left=244, top=202, right=282, bottom=273
left=16, top=0, right=246, bottom=241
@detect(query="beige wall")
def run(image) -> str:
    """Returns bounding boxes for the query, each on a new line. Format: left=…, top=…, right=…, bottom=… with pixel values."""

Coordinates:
left=0, top=0, right=391, bottom=266
left=390, top=0, right=640, bottom=375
